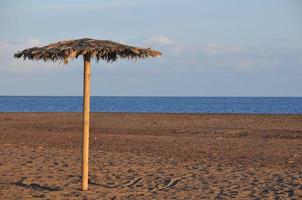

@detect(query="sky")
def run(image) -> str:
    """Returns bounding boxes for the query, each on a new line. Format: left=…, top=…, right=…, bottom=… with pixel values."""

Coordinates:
left=0, top=0, right=301, bottom=96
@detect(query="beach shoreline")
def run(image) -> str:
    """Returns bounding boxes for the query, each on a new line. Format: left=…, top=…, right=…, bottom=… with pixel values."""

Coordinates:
left=1, top=112, right=302, bottom=199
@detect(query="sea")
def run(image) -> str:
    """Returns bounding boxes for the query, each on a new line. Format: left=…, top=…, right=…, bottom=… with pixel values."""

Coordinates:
left=0, top=96, right=302, bottom=114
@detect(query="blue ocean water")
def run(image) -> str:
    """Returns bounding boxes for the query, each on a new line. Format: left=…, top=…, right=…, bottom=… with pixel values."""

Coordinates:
left=0, top=96, right=302, bottom=114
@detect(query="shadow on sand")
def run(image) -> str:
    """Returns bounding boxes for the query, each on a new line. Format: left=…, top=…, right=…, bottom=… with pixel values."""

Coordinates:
left=0, top=177, right=62, bottom=192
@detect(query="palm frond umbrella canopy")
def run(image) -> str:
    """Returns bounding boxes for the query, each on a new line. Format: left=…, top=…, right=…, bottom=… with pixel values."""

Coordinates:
left=14, top=38, right=161, bottom=191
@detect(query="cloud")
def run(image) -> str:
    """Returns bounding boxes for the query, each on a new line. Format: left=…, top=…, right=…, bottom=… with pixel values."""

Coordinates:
left=0, top=39, right=64, bottom=73
left=152, top=42, right=242, bottom=57
left=169, top=45, right=183, bottom=55
left=141, top=35, right=187, bottom=56
left=145, top=35, right=173, bottom=45
left=201, top=44, right=283, bottom=71
left=204, top=43, right=241, bottom=55
left=158, top=42, right=302, bottom=73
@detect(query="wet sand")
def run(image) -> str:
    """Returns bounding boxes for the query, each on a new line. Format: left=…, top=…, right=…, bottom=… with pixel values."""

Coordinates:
left=0, top=113, right=302, bottom=199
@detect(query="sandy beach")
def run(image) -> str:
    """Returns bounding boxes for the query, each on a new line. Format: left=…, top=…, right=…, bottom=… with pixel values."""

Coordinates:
left=0, top=113, right=302, bottom=199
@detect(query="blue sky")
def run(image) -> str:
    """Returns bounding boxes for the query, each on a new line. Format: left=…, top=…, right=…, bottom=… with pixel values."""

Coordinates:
left=0, top=0, right=301, bottom=96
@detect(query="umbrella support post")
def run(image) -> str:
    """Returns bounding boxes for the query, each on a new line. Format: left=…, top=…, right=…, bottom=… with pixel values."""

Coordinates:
left=82, top=55, right=91, bottom=191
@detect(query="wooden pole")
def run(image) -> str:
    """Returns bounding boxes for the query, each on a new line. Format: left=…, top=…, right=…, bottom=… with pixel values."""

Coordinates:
left=82, top=55, right=91, bottom=191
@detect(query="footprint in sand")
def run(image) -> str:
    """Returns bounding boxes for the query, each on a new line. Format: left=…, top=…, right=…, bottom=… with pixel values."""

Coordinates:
left=154, top=174, right=193, bottom=192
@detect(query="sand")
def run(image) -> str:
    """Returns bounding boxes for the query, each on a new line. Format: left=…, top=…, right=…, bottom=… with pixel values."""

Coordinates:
left=0, top=113, right=302, bottom=199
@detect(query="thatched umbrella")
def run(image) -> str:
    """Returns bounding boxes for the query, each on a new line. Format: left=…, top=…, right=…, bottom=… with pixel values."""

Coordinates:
left=14, top=38, right=161, bottom=191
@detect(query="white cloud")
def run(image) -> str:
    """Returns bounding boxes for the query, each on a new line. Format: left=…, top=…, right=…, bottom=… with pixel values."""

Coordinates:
left=0, top=39, right=63, bottom=73
left=152, top=42, right=242, bottom=57
left=145, top=35, right=173, bottom=45
left=25, top=38, right=43, bottom=47
left=138, top=35, right=181, bottom=56
left=169, top=45, right=183, bottom=55
left=205, top=43, right=241, bottom=55
left=160, top=42, right=295, bottom=72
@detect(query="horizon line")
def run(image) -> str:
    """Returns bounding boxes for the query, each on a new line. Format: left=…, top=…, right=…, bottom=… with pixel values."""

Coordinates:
left=0, top=95, right=302, bottom=98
